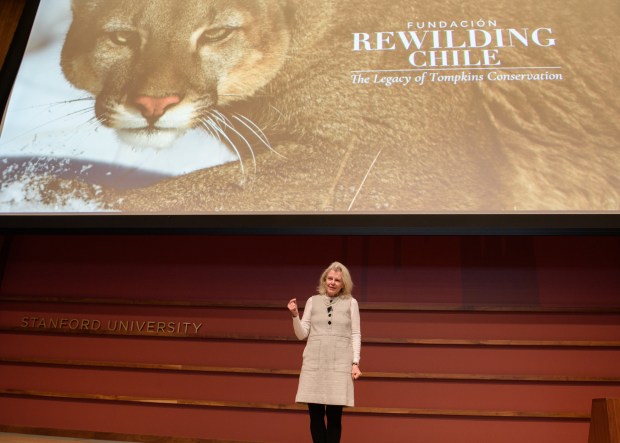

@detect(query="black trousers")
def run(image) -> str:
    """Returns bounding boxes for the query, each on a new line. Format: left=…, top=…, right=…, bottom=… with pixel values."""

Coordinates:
left=307, top=403, right=343, bottom=443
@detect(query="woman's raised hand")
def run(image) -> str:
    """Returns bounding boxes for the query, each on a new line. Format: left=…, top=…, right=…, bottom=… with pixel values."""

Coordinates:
left=287, top=298, right=299, bottom=317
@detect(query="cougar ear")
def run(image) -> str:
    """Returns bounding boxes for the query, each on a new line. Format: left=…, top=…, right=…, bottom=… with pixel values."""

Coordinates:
left=283, top=0, right=335, bottom=50
left=61, top=0, right=106, bottom=93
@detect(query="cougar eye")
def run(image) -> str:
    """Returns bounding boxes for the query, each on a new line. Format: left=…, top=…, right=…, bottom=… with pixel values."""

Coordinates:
left=108, top=31, right=140, bottom=48
left=197, top=27, right=235, bottom=45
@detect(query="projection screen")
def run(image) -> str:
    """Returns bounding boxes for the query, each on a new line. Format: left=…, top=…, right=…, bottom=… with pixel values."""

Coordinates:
left=0, top=0, right=618, bottom=232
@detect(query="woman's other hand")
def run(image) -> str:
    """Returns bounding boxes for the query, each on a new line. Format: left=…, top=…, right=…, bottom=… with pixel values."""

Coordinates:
left=352, top=364, right=362, bottom=380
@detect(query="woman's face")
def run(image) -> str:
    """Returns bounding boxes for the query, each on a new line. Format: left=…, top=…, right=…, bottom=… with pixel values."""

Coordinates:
left=325, top=270, right=344, bottom=297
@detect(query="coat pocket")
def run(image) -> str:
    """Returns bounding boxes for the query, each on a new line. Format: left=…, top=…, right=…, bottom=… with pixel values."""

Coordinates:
left=302, top=338, right=321, bottom=371
left=334, top=337, right=352, bottom=373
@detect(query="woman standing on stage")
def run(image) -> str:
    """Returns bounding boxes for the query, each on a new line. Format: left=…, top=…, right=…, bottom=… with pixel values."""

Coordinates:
left=287, top=261, right=362, bottom=443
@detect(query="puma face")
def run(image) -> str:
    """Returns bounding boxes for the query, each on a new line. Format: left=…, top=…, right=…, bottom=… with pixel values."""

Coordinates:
left=61, top=0, right=291, bottom=148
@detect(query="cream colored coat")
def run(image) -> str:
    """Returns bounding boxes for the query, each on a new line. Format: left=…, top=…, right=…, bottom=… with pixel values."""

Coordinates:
left=293, top=295, right=361, bottom=407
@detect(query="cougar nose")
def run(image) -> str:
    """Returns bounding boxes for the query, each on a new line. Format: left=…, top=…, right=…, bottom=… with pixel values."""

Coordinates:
left=134, top=95, right=181, bottom=121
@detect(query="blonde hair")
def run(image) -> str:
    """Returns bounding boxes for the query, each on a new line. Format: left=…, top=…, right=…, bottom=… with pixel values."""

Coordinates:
left=317, top=261, right=354, bottom=298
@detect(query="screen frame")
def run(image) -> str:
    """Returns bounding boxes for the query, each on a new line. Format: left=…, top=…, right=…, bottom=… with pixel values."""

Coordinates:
left=0, top=0, right=618, bottom=235
left=0, top=213, right=618, bottom=235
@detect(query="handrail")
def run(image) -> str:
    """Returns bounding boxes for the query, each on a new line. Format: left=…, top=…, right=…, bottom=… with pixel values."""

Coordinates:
left=2, top=327, right=620, bottom=348
left=0, top=389, right=591, bottom=421
left=1, top=357, right=619, bottom=384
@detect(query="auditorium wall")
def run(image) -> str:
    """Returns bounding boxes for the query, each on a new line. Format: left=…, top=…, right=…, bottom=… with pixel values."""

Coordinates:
left=0, top=234, right=619, bottom=443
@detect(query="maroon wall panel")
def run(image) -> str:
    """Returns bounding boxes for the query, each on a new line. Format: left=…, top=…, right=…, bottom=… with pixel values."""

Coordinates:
left=362, top=236, right=464, bottom=304
left=2, top=235, right=619, bottom=307
left=0, top=235, right=349, bottom=300
left=535, top=237, right=620, bottom=307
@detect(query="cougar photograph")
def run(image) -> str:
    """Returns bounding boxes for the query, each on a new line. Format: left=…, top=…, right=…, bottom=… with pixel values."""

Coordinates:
left=0, top=0, right=618, bottom=213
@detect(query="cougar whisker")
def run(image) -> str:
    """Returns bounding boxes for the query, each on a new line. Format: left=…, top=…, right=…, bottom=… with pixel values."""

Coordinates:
left=201, top=117, right=247, bottom=182
left=232, top=114, right=285, bottom=158
left=208, top=111, right=257, bottom=173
